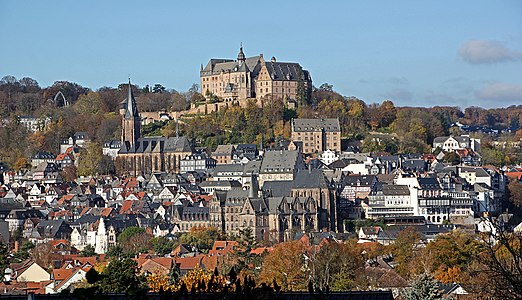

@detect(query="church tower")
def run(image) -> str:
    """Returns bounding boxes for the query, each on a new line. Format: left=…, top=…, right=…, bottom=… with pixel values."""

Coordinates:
left=121, top=79, right=141, bottom=147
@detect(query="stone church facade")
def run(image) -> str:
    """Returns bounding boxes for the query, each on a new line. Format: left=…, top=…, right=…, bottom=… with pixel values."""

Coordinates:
left=116, top=81, right=193, bottom=176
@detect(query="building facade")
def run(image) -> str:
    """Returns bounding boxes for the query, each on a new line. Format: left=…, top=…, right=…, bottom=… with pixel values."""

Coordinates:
left=200, top=46, right=312, bottom=103
left=291, top=118, right=341, bottom=154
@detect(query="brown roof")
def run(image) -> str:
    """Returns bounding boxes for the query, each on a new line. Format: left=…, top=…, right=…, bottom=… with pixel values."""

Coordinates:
left=136, top=257, right=174, bottom=270
left=119, top=200, right=133, bottom=214
left=208, top=240, right=238, bottom=256
left=52, top=268, right=73, bottom=281
left=100, top=207, right=113, bottom=217
left=250, top=247, right=273, bottom=255
left=364, top=266, right=409, bottom=288
left=176, top=255, right=204, bottom=270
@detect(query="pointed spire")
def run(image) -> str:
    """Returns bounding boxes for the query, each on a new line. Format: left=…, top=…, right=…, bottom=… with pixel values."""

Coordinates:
left=125, top=79, right=138, bottom=119
left=237, top=43, right=246, bottom=63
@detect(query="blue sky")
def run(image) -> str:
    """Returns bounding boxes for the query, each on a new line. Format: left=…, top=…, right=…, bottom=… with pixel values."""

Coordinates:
left=1, top=0, right=521, bottom=108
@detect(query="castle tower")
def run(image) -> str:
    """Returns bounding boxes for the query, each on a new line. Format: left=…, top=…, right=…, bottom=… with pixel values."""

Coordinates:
left=237, top=43, right=246, bottom=65
left=121, top=79, right=141, bottom=146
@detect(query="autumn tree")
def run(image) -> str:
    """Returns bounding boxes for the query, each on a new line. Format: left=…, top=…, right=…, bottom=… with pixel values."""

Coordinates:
left=310, top=240, right=363, bottom=291
left=507, top=179, right=522, bottom=208
left=423, top=229, right=483, bottom=283
left=77, top=142, right=103, bottom=176
left=178, top=226, right=224, bottom=253
left=31, top=242, right=56, bottom=271
left=146, top=269, right=173, bottom=292
left=478, top=221, right=522, bottom=299
left=259, top=240, right=309, bottom=291
left=390, top=227, right=423, bottom=279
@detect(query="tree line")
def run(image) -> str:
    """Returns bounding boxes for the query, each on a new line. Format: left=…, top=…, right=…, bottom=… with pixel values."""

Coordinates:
left=1, top=76, right=522, bottom=170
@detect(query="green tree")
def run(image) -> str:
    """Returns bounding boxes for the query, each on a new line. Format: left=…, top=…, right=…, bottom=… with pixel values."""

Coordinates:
left=13, top=241, right=35, bottom=262
left=80, top=244, right=96, bottom=257
left=481, top=146, right=505, bottom=166
left=149, top=237, right=174, bottom=256
left=402, top=273, right=443, bottom=300
left=295, top=66, right=308, bottom=107
left=0, top=241, right=9, bottom=280
left=442, top=152, right=461, bottom=165
left=118, top=227, right=151, bottom=256
left=73, top=92, right=103, bottom=115
left=97, top=258, right=146, bottom=294
left=118, top=227, right=146, bottom=243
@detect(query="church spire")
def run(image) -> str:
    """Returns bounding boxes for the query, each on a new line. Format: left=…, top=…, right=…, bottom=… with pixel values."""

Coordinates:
left=121, top=78, right=141, bottom=146
left=125, top=79, right=138, bottom=119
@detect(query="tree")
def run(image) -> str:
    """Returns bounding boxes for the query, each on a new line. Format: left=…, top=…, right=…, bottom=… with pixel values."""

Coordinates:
left=60, top=165, right=78, bottom=182
left=442, top=152, right=461, bottom=165
left=423, top=229, right=483, bottom=284
left=146, top=269, right=173, bottom=292
left=118, top=227, right=151, bottom=256
left=73, top=92, right=103, bottom=115
left=295, top=66, right=309, bottom=107
left=0, top=241, right=8, bottom=281
left=259, top=240, right=309, bottom=291
left=479, top=220, right=522, bottom=299
left=507, top=179, right=522, bottom=208
left=77, top=142, right=103, bottom=176
left=31, top=242, right=55, bottom=271
left=149, top=237, right=175, bottom=256
left=152, top=84, right=166, bottom=94
left=310, top=241, right=363, bottom=291
left=390, top=227, right=423, bottom=278
left=481, top=146, right=505, bottom=166
left=401, top=273, right=443, bottom=300
left=97, top=258, right=146, bottom=294
left=80, top=244, right=96, bottom=257
left=13, top=241, right=35, bottom=262
left=178, top=226, right=224, bottom=252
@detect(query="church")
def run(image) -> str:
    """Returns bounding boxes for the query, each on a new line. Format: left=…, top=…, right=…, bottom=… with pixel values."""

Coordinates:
left=116, top=81, right=193, bottom=176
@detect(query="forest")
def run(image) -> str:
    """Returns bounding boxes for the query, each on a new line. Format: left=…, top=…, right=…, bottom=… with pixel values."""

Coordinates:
left=1, top=75, right=522, bottom=171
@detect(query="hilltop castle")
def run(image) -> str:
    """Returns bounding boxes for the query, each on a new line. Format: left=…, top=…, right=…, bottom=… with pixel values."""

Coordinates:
left=200, top=45, right=312, bottom=104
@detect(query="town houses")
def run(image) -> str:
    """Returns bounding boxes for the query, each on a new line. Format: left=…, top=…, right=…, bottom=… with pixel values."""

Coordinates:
left=0, top=65, right=516, bottom=298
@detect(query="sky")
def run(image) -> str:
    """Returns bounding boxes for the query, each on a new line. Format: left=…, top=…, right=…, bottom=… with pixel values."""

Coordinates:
left=0, top=0, right=521, bottom=109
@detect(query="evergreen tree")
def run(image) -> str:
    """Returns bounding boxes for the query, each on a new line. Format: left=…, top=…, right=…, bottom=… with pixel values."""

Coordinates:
left=402, top=273, right=444, bottom=300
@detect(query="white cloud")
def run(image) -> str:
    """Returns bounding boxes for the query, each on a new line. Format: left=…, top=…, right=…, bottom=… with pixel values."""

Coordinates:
left=458, top=40, right=522, bottom=64
left=476, top=82, right=522, bottom=103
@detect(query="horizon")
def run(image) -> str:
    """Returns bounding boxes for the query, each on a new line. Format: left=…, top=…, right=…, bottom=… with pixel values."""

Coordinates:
left=1, top=0, right=521, bottom=109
